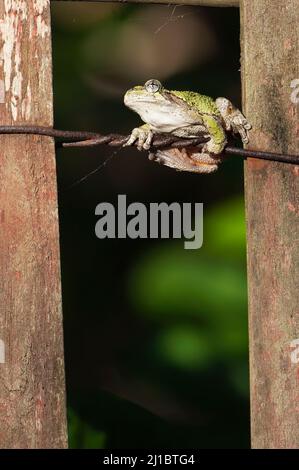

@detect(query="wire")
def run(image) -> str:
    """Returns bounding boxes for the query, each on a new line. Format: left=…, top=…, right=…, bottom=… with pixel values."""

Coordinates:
left=0, top=125, right=298, bottom=165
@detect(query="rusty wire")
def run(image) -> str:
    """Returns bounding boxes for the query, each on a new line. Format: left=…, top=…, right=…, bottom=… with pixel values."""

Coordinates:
left=0, top=125, right=298, bottom=165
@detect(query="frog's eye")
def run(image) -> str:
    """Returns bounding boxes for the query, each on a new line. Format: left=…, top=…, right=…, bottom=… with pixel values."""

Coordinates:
left=145, top=79, right=162, bottom=93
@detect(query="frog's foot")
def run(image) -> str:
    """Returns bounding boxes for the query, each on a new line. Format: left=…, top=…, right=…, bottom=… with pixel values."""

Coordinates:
left=149, top=147, right=220, bottom=174
left=216, top=97, right=252, bottom=145
left=124, top=124, right=153, bottom=151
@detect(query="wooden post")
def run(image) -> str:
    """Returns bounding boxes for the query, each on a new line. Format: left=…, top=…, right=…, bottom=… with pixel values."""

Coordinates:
left=0, top=0, right=67, bottom=448
left=241, top=0, right=299, bottom=448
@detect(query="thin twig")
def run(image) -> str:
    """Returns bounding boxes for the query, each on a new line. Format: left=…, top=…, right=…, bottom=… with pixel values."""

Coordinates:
left=0, top=125, right=298, bottom=165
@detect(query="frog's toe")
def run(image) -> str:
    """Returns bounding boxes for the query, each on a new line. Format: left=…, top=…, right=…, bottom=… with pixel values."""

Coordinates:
left=135, top=129, right=149, bottom=150
left=124, top=128, right=139, bottom=147
left=234, top=119, right=251, bottom=144
left=231, top=114, right=252, bottom=144
left=148, top=152, right=156, bottom=161
left=148, top=152, right=163, bottom=164
left=143, top=130, right=153, bottom=150
left=239, top=128, right=249, bottom=144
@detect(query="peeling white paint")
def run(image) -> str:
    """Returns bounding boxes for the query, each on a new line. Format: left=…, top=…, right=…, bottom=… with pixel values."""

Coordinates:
left=0, top=41, right=3, bottom=62
left=34, top=0, right=50, bottom=38
left=33, top=0, right=49, bottom=16
left=0, top=0, right=51, bottom=121
left=290, top=78, right=299, bottom=105
left=0, top=339, right=5, bottom=364
left=11, top=40, right=23, bottom=120
left=0, top=0, right=28, bottom=120
left=21, top=83, right=32, bottom=120
left=0, top=11, right=15, bottom=92
left=0, top=80, right=4, bottom=103
left=35, top=15, right=50, bottom=39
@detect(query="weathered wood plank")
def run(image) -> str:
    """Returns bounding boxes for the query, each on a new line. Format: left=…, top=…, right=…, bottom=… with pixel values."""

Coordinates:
left=241, top=0, right=299, bottom=449
left=0, top=0, right=67, bottom=448
left=52, top=0, right=239, bottom=7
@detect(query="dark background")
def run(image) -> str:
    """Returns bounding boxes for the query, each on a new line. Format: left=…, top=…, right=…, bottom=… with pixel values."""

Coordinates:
left=51, top=2, right=249, bottom=448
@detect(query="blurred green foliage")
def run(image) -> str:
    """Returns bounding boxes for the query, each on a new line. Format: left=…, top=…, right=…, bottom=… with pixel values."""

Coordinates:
left=68, top=409, right=106, bottom=449
left=128, top=197, right=248, bottom=387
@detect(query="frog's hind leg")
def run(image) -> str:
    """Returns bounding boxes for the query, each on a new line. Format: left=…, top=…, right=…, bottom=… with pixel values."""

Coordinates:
left=149, top=147, right=220, bottom=174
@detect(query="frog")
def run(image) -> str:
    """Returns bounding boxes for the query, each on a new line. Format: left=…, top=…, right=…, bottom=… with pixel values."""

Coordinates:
left=124, top=79, right=251, bottom=173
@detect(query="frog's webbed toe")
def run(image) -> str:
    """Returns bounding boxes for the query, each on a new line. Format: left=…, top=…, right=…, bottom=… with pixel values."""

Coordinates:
left=124, top=125, right=153, bottom=150
left=216, top=97, right=252, bottom=145
left=149, top=147, right=220, bottom=174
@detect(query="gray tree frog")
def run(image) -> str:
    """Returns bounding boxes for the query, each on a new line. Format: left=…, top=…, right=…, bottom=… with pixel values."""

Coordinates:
left=124, top=79, right=251, bottom=173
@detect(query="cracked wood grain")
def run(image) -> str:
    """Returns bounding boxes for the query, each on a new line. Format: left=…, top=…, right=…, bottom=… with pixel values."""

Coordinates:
left=241, top=0, right=299, bottom=449
left=0, top=0, right=67, bottom=448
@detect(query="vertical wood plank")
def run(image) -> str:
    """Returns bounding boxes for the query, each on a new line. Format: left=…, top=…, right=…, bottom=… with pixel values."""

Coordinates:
left=0, top=0, right=67, bottom=448
left=241, top=0, right=299, bottom=448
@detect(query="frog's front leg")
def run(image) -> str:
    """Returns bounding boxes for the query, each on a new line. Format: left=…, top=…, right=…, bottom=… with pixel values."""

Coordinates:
left=124, top=123, right=153, bottom=150
left=215, top=97, right=251, bottom=144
